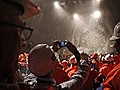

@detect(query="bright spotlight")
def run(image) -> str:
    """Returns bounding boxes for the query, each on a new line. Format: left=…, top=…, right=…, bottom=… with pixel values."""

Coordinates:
left=54, top=1, right=60, bottom=8
left=97, top=0, right=101, bottom=2
left=93, top=10, right=101, bottom=18
left=73, top=14, right=79, bottom=19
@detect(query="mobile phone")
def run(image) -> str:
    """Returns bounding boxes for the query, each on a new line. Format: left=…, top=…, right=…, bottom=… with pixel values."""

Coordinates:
left=59, top=41, right=66, bottom=47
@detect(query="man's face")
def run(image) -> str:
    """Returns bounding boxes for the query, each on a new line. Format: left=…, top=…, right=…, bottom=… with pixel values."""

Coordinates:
left=114, top=39, right=120, bottom=53
left=0, top=16, right=27, bottom=80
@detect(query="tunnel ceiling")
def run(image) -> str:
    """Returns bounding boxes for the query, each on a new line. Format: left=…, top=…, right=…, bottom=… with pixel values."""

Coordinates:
left=24, top=0, right=120, bottom=53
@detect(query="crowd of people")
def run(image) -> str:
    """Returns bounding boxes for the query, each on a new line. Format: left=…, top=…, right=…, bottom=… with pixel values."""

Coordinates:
left=18, top=46, right=119, bottom=90
left=0, top=0, right=120, bottom=90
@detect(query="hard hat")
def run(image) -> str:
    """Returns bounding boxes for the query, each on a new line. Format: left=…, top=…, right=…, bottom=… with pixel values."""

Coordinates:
left=22, top=0, right=40, bottom=19
left=104, top=54, right=113, bottom=61
left=69, top=55, right=77, bottom=64
left=70, top=55, right=75, bottom=60
left=90, top=52, right=98, bottom=59
left=28, top=44, right=57, bottom=76
left=110, top=22, right=120, bottom=41
left=62, top=60, right=68, bottom=64
left=1, top=0, right=40, bottom=19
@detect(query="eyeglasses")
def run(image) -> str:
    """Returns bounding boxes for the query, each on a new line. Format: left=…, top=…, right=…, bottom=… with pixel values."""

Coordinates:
left=0, top=21, right=34, bottom=40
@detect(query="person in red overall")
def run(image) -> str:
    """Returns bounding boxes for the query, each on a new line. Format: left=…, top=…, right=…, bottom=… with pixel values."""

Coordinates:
left=65, top=55, right=79, bottom=77
left=28, top=40, right=90, bottom=90
left=52, top=60, right=69, bottom=85
left=61, top=60, right=69, bottom=71
left=112, top=54, right=120, bottom=66
left=103, top=22, right=120, bottom=90
left=90, top=52, right=100, bottom=71
left=99, top=54, right=115, bottom=77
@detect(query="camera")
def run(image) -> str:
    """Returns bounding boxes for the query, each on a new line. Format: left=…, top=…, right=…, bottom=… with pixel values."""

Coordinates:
left=59, top=41, right=66, bottom=47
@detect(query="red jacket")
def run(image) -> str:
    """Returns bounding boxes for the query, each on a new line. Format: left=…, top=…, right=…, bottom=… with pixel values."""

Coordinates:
left=65, top=65, right=78, bottom=77
left=99, top=63, right=115, bottom=77
left=32, top=60, right=90, bottom=90
left=103, top=61, right=120, bottom=90
left=113, top=54, right=120, bottom=66
left=81, top=69, right=99, bottom=90
left=52, top=67, right=69, bottom=85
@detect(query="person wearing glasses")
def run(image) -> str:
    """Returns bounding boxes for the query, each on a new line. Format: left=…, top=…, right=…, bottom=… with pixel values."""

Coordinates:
left=28, top=40, right=90, bottom=90
left=0, top=0, right=40, bottom=89
left=103, top=22, right=120, bottom=90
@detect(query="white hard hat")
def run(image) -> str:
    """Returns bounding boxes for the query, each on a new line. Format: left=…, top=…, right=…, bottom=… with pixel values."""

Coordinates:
left=110, top=22, right=120, bottom=40
left=28, top=44, right=56, bottom=76
left=104, top=54, right=113, bottom=61
left=69, top=55, right=77, bottom=64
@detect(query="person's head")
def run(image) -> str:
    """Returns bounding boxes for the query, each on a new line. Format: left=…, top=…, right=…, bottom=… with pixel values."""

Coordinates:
left=0, top=0, right=40, bottom=82
left=62, top=60, right=68, bottom=67
left=28, top=44, right=57, bottom=77
left=90, top=52, right=98, bottom=60
left=110, top=22, right=120, bottom=53
left=69, top=55, right=77, bottom=65
left=104, top=54, right=114, bottom=62
left=80, top=51, right=89, bottom=61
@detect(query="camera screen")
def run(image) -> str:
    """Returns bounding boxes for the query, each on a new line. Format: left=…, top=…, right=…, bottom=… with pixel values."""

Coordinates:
left=59, top=41, right=65, bottom=47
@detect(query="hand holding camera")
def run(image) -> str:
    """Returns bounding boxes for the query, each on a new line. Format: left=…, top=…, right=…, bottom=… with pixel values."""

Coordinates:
left=52, top=40, right=67, bottom=52
left=58, top=41, right=67, bottom=47
left=52, top=40, right=78, bottom=54
left=52, top=40, right=81, bottom=65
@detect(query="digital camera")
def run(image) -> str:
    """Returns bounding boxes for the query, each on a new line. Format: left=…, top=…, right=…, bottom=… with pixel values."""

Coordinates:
left=59, top=41, right=66, bottom=47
